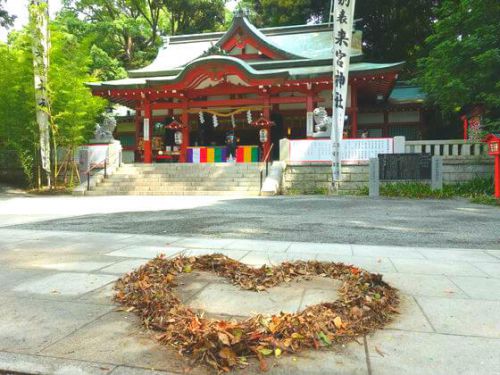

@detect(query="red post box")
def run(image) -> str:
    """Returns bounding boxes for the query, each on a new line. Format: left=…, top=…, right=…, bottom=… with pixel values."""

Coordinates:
left=484, top=133, right=500, bottom=199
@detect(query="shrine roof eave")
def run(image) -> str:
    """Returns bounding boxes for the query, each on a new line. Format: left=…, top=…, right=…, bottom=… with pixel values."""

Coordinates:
left=87, top=61, right=405, bottom=90
left=128, top=54, right=364, bottom=79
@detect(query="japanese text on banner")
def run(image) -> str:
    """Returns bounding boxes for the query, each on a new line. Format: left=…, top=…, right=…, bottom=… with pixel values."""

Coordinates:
left=331, top=0, right=356, bottom=182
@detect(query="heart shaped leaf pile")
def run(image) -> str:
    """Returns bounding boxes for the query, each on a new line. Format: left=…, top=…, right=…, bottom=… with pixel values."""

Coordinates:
left=115, top=254, right=399, bottom=373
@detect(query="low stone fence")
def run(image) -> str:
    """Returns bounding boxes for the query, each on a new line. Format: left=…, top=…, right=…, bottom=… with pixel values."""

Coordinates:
left=405, top=140, right=488, bottom=158
left=283, top=158, right=494, bottom=194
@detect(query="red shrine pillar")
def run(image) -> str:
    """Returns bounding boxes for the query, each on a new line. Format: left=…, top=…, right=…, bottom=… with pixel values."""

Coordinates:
left=143, top=99, right=153, bottom=164
left=134, top=107, right=141, bottom=162
left=179, top=100, right=190, bottom=163
left=351, top=84, right=358, bottom=138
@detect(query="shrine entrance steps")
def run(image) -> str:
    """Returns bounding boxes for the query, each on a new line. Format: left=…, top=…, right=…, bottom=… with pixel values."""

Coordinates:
left=86, top=163, right=262, bottom=196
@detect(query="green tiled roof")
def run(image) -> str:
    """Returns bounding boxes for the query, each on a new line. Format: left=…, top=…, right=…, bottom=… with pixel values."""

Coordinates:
left=91, top=13, right=403, bottom=90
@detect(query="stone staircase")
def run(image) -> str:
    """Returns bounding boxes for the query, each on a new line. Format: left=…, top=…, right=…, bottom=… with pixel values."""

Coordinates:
left=85, top=163, right=263, bottom=196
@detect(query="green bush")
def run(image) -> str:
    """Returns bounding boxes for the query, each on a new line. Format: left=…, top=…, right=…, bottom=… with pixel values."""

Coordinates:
left=376, top=177, right=497, bottom=206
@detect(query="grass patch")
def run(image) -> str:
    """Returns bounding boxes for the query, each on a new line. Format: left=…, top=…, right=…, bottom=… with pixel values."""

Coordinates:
left=375, top=177, right=498, bottom=206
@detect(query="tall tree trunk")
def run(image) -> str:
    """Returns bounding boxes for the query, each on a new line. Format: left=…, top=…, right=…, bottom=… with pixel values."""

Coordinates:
left=29, top=0, right=51, bottom=187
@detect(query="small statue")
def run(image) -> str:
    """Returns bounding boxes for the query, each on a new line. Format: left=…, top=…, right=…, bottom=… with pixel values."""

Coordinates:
left=312, top=107, right=332, bottom=138
left=94, top=114, right=117, bottom=142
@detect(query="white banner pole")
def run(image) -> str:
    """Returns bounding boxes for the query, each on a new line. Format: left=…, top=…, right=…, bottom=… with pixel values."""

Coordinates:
left=331, top=0, right=357, bottom=187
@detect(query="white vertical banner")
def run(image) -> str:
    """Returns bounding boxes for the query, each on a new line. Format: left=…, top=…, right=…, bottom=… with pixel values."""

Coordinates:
left=331, top=0, right=356, bottom=183
left=143, top=118, right=150, bottom=141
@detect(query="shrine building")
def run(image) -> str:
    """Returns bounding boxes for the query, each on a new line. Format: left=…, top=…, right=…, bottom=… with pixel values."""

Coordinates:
left=89, top=10, right=425, bottom=164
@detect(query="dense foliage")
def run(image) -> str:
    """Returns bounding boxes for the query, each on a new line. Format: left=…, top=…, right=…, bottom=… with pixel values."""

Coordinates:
left=0, top=0, right=15, bottom=28
left=0, top=24, right=106, bottom=187
left=61, top=0, right=226, bottom=69
left=416, top=0, right=500, bottom=128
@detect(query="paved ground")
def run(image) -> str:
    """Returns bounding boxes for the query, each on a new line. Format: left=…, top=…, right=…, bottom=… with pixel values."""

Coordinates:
left=0, top=195, right=499, bottom=374
left=4, top=195, right=500, bottom=248
left=1, top=228, right=499, bottom=375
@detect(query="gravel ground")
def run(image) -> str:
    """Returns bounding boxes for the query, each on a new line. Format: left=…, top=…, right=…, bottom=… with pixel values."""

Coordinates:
left=12, top=195, right=500, bottom=249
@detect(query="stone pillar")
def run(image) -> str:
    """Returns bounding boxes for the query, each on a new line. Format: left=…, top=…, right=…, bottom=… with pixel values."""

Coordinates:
left=431, top=156, right=443, bottom=191
left=393, top=136, right=406, bottom=154
left=369, top=157, right=380, bottom=197
left=143, top=100, right=153, bottom=164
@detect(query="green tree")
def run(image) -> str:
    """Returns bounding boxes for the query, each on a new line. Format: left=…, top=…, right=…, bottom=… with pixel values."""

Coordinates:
left=416, top=0, right=500, bottom=127
left=240, top=0, right=328, bottom=26
left=355, top=0, right=439, bottom=73
left=49, top=23, right=108, bottom=151
left=0, top=23, right=107, bottom=187
left=241, top=0, right=439, bottom=76
left=0, top=0, right=15, bottom=28
left=0, top=35, right=38, bottom=185
left=61, top=0, right=227, bottom=69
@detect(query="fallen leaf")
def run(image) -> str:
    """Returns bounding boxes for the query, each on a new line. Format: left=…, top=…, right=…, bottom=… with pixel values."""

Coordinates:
left=274, top=348, right=282, bottom=357
left=317, top=331, right=332, bottom=346
left=218, top=332, right=231, bottom=346
left=219, top=347, right=237, bottom=366
left=258, top=348, right=274, bottom=356
left=333, top=316, right=343, bottom=329
left=375, top=345, right=386, bottom=357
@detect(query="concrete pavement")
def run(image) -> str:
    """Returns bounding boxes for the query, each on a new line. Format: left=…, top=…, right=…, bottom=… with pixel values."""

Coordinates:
left=0, top=228, right=499, bottom=375
left=5, top=195, right=500, bottom=249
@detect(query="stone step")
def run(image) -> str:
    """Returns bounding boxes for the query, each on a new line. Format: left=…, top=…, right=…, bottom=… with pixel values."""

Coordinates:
left=100, top=181, right=261, bottom=188
left=109, top=174, right=261, bottom=179
left=91, top=163, right=263, bottom=196
left=93, top=186, right=260, bottom=192
left=104, top=176, right=260, bottom=184
left=86, top=190, right=261, bottom=196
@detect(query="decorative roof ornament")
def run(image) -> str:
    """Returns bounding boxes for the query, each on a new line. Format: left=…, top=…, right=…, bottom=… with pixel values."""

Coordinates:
left=165, top=119, right=186, bottom=130
left=234, top=7, right=250, bottom=19
left=250, top=116, right=275, bottom=128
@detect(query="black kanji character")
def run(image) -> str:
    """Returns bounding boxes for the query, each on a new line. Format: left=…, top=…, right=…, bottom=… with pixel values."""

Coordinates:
left=335, top=72, right=346, bottom=89
left=336, top=50, right=347, bottom=67
left=335, top=29, right=349, bottom=47
left=337, top=9, right=347, bottom=24
left=335, top=92, right=344, bottom=109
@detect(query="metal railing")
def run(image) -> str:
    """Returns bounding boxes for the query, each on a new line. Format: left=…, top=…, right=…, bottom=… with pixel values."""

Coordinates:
left=260, top=143, right=274, bottom=190
left=85, top=159, right=107, bottom=191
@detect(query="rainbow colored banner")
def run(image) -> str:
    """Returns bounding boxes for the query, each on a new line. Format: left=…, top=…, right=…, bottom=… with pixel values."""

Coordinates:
left=188, top=146, right=259, bottom=163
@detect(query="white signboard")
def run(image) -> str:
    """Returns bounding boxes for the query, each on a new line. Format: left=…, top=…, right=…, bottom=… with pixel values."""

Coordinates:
left=289, top=138, right=393, bottom=163
left=331, top=0, right=357, bottom=180
left=143, top=118, right=150, bottom=141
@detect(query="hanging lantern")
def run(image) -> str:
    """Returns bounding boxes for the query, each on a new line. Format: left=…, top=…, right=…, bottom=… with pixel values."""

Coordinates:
left=231, top=114, right=236, bottom=128
left=246, top=110, right=253, bottom=125
left=213, top=114, right=218, bottom=128
left=199, top=111, right=205, bottom=124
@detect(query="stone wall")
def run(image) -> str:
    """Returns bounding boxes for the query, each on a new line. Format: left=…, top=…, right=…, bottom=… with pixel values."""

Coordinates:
left=443, top=158, right=493, bottom=182
left=283, top=158, right=494, bottom=194
left=283, top=163, right=369, bottom=194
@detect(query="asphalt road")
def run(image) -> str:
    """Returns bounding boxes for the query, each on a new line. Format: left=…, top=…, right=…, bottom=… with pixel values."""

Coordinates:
left=11, top=195, right=500, bottom=249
